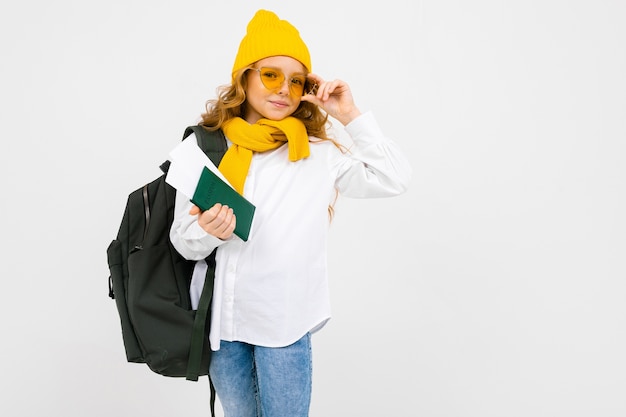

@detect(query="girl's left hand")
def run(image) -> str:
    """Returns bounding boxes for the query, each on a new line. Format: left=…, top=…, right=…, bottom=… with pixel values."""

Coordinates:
left=300, top=73, right=361, bottom=125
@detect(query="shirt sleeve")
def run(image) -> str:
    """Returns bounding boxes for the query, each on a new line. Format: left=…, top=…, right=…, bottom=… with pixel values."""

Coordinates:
left=169, top=188, right=228, bottom=260
left=333, top=111, right=412, bottom=198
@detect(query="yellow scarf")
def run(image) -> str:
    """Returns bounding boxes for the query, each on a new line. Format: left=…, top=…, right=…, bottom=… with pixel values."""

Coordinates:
left=219, top=116, right=310, bottom=194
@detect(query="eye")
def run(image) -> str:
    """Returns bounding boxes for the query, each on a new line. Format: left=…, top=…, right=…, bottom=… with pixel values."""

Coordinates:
left=260, top=69, right=280, bottom=80
left=290, top=77, right=305, bottom=87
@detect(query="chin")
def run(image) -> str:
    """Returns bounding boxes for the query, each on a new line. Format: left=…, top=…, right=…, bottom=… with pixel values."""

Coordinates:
left=262, top=111, right=293, bottom=121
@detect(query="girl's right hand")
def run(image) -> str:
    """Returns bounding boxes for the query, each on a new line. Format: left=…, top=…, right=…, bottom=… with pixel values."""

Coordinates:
left=300, top=73, right=361, bottom=126
left=190, top=203, right=236, bottom=240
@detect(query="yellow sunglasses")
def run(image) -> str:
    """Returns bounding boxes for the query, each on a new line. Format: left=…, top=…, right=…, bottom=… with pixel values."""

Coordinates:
left=250, top=67, right=317, bottom=96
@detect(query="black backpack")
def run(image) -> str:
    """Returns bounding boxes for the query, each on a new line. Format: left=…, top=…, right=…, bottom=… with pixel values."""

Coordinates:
left=107, top=126, right=227, bottom=382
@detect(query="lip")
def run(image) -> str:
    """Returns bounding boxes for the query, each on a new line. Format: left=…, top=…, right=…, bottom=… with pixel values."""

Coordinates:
left=269, top=99, right=289, bottom=108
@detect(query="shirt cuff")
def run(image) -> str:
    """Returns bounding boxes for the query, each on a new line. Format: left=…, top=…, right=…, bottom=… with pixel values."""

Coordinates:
left=344, top=111, right=386, bottom=144
left=187, top=220, right=228, bottom=248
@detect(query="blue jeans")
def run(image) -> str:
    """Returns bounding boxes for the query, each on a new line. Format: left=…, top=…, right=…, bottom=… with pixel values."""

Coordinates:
left=209, top=333, right=312, bottom=417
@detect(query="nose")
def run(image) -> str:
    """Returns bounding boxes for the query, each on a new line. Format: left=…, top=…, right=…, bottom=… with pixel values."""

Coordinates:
left=277, top=79, right=290, bottom=95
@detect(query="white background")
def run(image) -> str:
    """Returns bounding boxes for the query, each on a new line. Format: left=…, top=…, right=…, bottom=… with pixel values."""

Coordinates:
left=1, top=1, right=625, bottom=416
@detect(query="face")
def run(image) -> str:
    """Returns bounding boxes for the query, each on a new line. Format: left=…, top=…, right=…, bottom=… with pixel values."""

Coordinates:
left=244, top=56, right=307, bottom=124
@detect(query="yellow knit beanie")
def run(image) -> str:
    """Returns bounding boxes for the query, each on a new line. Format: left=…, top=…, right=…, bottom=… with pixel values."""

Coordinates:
left=232, top=9, right=311, bottom=78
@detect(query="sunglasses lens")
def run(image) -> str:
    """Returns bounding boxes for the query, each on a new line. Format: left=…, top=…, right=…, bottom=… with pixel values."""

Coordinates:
left=258, top=68, right=283, bottom=90
left=257, top=67, right=306, bottom=96
left=290, top=76, right=306, bottom=96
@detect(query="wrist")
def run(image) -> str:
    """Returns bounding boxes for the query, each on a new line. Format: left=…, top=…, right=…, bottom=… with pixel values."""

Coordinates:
left=336, top=107, right=362, bottom=126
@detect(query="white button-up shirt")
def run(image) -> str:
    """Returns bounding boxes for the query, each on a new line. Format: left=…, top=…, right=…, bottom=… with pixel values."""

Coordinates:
left=170, top=112, right=411, bottom=350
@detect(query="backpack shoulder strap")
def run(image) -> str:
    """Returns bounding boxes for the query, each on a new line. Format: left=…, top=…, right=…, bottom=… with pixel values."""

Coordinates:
left=183, top=125, right=228, bottom=167
left=182, top=125, right=228, bottom=389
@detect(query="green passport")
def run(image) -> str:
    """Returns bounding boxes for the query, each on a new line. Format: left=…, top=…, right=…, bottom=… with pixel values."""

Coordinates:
left=191, top=166, right=255, bottom=241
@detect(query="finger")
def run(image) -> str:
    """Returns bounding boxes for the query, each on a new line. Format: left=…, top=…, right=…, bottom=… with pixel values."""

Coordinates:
left=206, top=203, right=223, bottom=218
left=199, top=205, right=229, bottom=234
left=319, top=84, right=333, bottom=101
left=189, top=205, right=201, bottom=215
left=302, top=79, right=333, bottom=104
left=209, top=205, right=232, bottom=229
left=196, top=203, right=220, bottom=228
left=215, top=210, right=236, bottom=238
left=225, top=214, right=237, bottom=237
left=306, top=72, right=324, bottom=87
left=300, top=93, right=320, bottom=105
left=323, top=80, right=342, bottom=100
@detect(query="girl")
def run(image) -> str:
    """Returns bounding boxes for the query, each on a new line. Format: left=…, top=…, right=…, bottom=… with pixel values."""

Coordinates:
left=170, top=9, right=412, bottom=417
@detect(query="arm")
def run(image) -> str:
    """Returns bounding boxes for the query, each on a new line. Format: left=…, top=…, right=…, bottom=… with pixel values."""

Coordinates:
left=301, top=75, right=412, bottom=197
left=334, top=111, right=412, bottom=197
